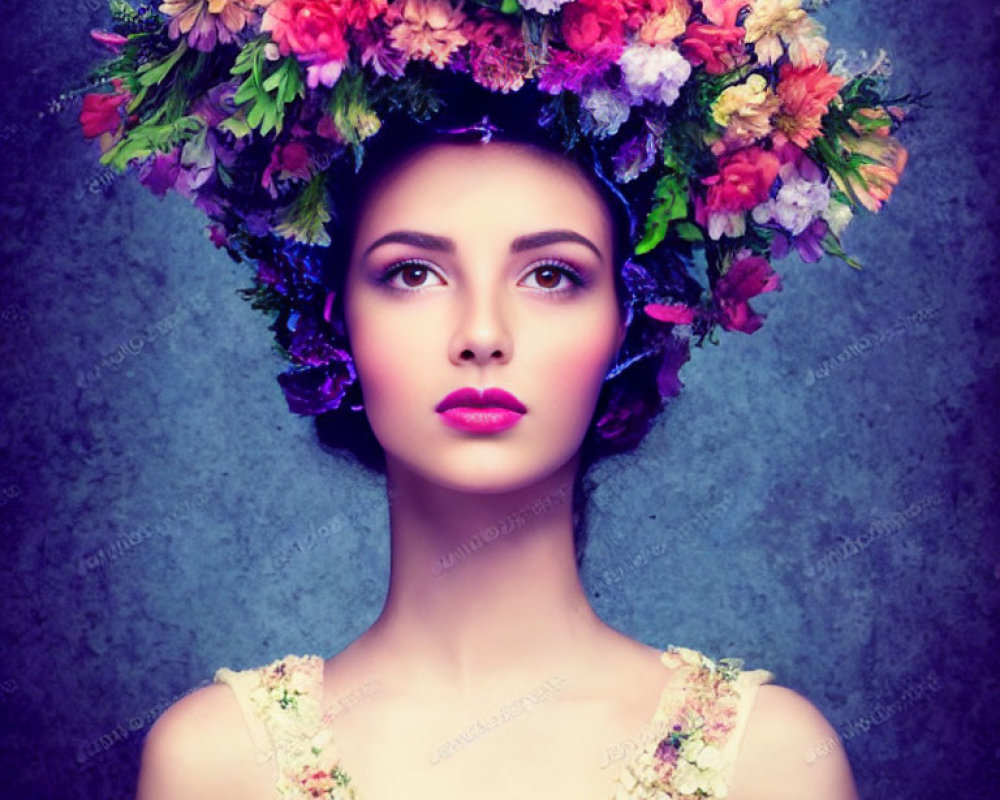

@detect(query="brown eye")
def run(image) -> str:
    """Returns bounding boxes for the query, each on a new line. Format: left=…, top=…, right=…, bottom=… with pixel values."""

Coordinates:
left=533, top=267, right=563, bottom=290
left=378, top=260, right=445, bottom=291
left=399, top=264, right=429, bottom=287
left=522, top=262, right=586, bottom=293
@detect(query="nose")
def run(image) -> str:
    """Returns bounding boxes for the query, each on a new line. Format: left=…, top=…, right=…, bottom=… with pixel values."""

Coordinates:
left=449, top=286, right=512, bottom=367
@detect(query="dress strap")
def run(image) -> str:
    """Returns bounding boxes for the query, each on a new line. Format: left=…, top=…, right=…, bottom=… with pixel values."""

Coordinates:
left=213, top=662, right=275, bottom=758
left=718, top=667, right=776, bottom=790
left=215, top=654, right=357, bottom=799
left=617, top=645, right=775, bottom=798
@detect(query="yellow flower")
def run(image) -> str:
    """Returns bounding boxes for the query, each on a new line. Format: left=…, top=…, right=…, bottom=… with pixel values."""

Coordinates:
left=711, top=73, right=780, bottom=143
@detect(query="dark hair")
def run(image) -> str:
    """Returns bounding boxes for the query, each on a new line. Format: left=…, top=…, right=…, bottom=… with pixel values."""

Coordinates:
left=313, top=73, right=687, bottom=567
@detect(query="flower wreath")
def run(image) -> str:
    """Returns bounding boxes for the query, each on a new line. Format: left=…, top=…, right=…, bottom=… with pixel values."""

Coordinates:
left=73, top=0, right=913, bottom=427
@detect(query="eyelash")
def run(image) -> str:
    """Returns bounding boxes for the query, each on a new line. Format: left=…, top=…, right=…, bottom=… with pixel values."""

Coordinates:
left=375, top=258, right=590, bottom=296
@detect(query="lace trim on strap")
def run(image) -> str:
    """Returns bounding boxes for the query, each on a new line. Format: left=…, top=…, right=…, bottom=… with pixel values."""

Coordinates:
left=218, top=654, right=358, bottom=799
left=612, top=645, right=775, bottom=800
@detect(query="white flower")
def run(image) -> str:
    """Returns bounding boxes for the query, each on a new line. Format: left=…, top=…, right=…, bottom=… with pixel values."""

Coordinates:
left=752, top=174, right=830, bottom=235
left=618, top=42, right=692, bottom=107
left=518, top=0, right=574, bottom=13
left=822, top=196, right=854, bottom=237
left=695, top=742, right=724, bottom=770
left=581, top=87, right=632, bottom=138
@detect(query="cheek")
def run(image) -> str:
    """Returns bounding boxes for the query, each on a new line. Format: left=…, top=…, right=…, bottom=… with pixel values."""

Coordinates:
left=536, top=314, right=618, bottom=416
left=344, top=293, right=440, bottom=412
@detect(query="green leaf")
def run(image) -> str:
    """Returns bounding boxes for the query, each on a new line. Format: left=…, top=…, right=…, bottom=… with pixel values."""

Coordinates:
left=820, top=229, right=863, bottom=270
left=675, top=222, right=704, bottom=242
left=230, top=39, right=305, bottom=137
left=218, top=114, right=253, bottom=139
left=274, top=172, right=332, bottom=246
left=500, top=0, right=521, bottom=12
left=136, top=40, right=189, bottom=87
left=98, top=114, right=204, bottom=171
left=635, top=173, right=689, bottom=255
left=327, top=70, right=381, bottom=151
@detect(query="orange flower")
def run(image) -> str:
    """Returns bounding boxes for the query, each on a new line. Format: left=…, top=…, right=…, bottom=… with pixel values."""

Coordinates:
left=386, top=0, right=468, bottom=69
left=841, top=112, right=908, bottom=212
left=773, top=61, right=844, bottom=148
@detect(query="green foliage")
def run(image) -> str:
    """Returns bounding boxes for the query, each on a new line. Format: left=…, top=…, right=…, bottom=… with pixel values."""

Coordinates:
left=274, top=172, right=332, bottom=246
left=136, top=40, right=188, bottom=87
left=231, top=38, right=305, bottom=137
left=820, top=229, right=863, bottom=270
left=374, top=75, right=442, bottom=123
left=99, top=113, right=204, bottom=171
left=327, top=70, right=381, bottom=171
left=635, top=171, right=689, bottom=255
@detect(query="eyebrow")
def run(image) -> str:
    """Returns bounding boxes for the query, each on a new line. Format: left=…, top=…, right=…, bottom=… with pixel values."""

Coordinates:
left=362, top=229, right=604, bottom=260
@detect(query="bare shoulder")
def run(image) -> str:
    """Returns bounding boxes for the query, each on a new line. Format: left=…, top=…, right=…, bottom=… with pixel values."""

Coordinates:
left=135, top=682, right=264, bottom=800
left=728, top=683, right=860, bottom=800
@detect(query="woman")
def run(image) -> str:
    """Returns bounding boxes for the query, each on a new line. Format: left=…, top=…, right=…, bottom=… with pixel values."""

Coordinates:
left=73, top=1, right=908, bottom=797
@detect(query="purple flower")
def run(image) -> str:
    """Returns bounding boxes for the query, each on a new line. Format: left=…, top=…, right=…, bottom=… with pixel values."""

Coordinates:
left=612, top=131, right=659, bottom=183
left=277, top=355, right=357, bottom=416
left=771, top=217, right=828, bottom=263
left=137, top=149, right=182, bottom=196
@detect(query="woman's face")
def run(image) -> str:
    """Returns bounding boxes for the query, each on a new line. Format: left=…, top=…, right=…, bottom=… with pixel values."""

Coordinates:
left=344, top=141, right=627, bottom=494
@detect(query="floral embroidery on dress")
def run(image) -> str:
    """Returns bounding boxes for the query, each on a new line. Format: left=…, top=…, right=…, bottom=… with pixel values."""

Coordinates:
left=225, top=646, right=770, bottom=800
left=612, top=645, right=763, bottom=799
left=244, top=654, right=358, bottom=799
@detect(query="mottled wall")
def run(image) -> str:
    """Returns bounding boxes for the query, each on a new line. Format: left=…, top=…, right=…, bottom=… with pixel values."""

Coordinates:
left=1, top=1, right=997, bottom=797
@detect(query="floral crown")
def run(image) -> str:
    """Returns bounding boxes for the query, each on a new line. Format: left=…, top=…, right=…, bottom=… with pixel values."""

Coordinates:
left=74, top=0, right=912, bottom=431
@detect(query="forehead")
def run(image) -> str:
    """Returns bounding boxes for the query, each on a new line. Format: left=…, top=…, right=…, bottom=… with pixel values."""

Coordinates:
left=353, top=142, right=613, bottom=249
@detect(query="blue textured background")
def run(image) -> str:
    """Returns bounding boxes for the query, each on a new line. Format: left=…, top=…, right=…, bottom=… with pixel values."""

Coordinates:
left=1, top=1, right=997, bottom=797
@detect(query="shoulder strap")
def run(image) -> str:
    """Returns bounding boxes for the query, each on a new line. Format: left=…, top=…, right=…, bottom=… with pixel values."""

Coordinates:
left=213, top=662, right=276, bottom=758
left=215, top=654, right=351, bottom=797
left=718, top=667, right=776, bottom=789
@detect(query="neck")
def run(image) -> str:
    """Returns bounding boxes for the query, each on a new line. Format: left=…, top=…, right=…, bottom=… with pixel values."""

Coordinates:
left=360, top=453, right=612, bottom=693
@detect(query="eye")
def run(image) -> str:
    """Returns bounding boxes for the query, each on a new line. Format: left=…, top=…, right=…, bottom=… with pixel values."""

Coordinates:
left=377, top=260, right=445, bottom=292
left=521, top=261, right=589, bottom=294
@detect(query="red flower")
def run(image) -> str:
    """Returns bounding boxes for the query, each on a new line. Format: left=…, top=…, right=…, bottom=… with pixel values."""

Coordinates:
left=679, top=21, right=747, bottom=74
left=713, top=252, right=781, bottom=334
left=701, top=147, right=781, bottom=214
left=774, top=62, right=845, bottom=148
left=79, top=78, right=130, bottom=139
left=261, top=140, right=313, bottom=197
left=561, top=0, right=628, bottom=61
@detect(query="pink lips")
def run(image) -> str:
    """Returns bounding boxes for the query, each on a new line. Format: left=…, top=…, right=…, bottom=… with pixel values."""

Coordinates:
left=435, top=387, right=527, bottom=433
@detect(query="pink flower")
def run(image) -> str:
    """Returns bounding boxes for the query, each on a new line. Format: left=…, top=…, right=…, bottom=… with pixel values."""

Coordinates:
left=385, top=0, right=468, bottom=69
left=462, top=11, right=533, bottom=92
left=88, top=29, right=129, bottom=51
left=701, top=0, right=746, bottom=27
left=261, top=0, right=384, bottom=88
left=774, top=61, right=845, bottom=148
left=159, top=0, right=262, bottom=52
left=695, top=147, right=781, bottom=239
left=79, top=78, right=130, bottom=139
left=679, top=20, right=748, bottom=74
left=560, top=0, right=628, bottom=61
left=643, top=302, right=697, bottom=325
left=713, top=252, right=781, bottom=333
